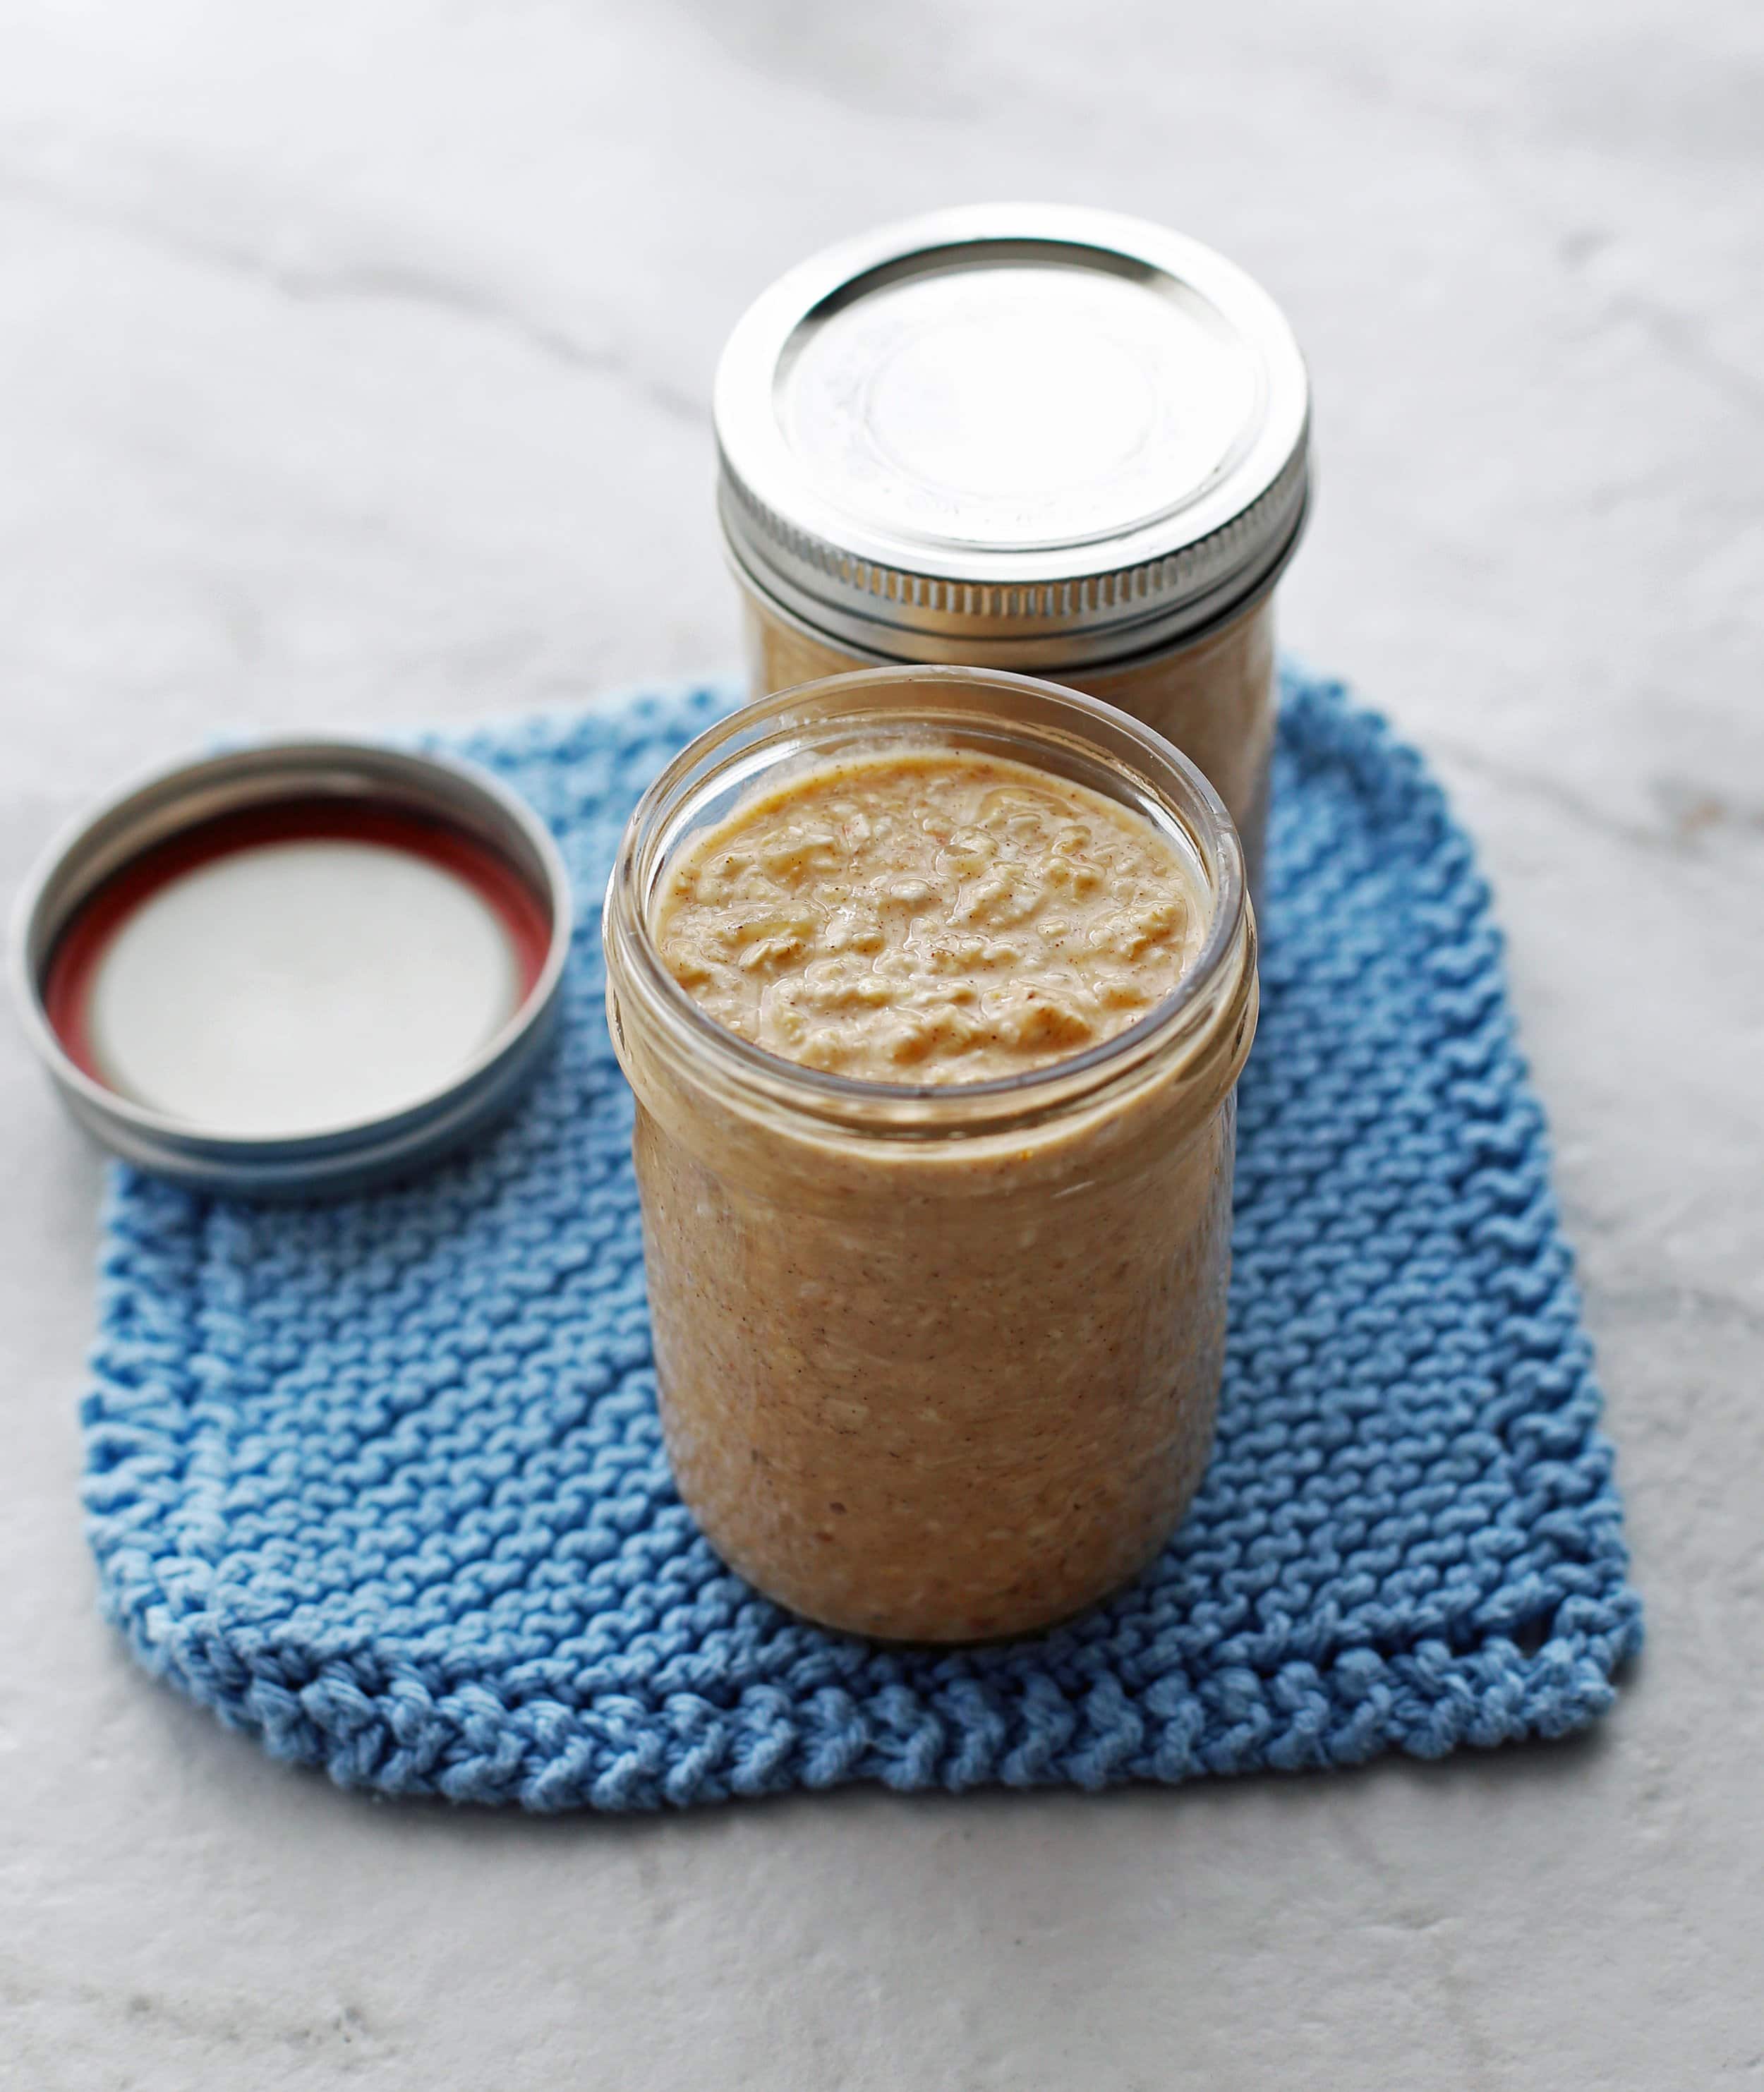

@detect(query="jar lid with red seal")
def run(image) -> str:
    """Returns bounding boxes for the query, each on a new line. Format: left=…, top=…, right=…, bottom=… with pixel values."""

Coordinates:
left=10, top=739, right=572, bottom=1197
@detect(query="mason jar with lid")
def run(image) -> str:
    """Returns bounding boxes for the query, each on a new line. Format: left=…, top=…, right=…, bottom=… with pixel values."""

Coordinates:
left=603, top=666, right=1257, bottom=1642
left=714, top=205, right=1310, bottom=891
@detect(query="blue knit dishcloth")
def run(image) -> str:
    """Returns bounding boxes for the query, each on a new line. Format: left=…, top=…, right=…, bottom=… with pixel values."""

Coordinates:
left=83, top=670, right=1642, bottom=1809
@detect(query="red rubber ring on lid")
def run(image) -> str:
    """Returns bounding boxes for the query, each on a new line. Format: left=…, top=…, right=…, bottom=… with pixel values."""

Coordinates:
left=41, top=799, right=556, bottom=1094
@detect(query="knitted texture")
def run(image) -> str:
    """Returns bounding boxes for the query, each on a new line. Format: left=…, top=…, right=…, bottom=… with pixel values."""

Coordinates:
left=83, top=670, right=1642, bottom=1810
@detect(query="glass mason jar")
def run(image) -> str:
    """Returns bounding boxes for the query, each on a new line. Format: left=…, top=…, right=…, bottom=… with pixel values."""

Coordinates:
left=603, top=666, right=1257, bottom=1643
left=713, top=205, right=1310, bottom=891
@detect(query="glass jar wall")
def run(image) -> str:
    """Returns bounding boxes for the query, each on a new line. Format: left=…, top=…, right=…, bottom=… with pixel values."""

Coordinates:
left=603, top=667, right=1257, bottom=1641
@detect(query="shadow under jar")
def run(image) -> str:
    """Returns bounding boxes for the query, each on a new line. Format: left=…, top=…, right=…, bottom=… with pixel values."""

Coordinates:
left=603, top=667, right=1257, bottom=1642
left=714, top=205, right=1311, bottom=893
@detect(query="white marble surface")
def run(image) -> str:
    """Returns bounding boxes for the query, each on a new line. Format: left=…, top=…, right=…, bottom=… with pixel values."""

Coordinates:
left=3, top=3, right=1761, bottom=2085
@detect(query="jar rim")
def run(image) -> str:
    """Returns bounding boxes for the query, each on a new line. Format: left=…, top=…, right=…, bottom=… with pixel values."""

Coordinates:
left=603, top=666, right=1255, bottom=1142
left=727, top=524, right=1293, bottom=677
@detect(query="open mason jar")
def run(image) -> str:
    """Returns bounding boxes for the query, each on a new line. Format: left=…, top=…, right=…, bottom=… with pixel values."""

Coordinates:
left=603, top=667, right=1257, bottom=1643
left=714, top=205, right=1310, bottom=890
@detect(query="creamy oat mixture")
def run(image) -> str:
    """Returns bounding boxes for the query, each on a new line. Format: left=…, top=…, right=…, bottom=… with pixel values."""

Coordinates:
left=613, top=735, right=1251, bottom=1640
left=654, top=749, right=1204, bottom=1084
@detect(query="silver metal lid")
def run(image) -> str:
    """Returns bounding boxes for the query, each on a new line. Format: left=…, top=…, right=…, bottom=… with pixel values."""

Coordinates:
left=715, top=204, right=1311, bottom=669
left=11, top=739, right=572, bottom=1198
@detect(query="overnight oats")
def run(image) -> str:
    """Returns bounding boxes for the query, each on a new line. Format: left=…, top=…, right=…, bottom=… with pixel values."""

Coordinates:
left=603, top=667, right=1257, bottom=1641
left=713, top=205, right=1310, bottom=888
